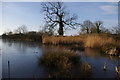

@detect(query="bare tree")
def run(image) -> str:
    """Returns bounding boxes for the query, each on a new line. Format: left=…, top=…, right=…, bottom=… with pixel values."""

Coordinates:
left=42, top=2, right=78, bottom=35
left=80, top=20, right=108, bottom=34
left=94, top=21, right=103, bottom=33
left=4, top=29, right=11, bottom=35
left=15, top=25, right=27, bottom=34
left=81, top=20, right=94, bottom=34
left=112, top=26, right=120, bottom=34
left=39, top=26, right=54, bottom=36
left=100, top=27, right=110, bottom=34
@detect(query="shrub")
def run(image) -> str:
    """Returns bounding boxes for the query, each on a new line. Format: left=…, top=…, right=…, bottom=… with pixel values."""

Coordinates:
left=39, top=48, right=92, bottom=78
left=39, top=48, right=80, bottom=69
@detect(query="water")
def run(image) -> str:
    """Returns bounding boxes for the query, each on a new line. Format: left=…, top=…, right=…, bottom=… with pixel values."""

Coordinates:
left=80, top=48, right=119, bottom=78
left=1, top=39, right=47, bottom=78
left=1, top=39, right=120, bottom=78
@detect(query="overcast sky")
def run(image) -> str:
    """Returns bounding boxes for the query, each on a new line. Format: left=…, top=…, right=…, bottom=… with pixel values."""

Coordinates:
left=0, top=0, right=119, bottom=35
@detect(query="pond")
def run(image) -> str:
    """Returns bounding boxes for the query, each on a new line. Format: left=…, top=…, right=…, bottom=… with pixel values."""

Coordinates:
left=0, top=39, right=120, bottom=79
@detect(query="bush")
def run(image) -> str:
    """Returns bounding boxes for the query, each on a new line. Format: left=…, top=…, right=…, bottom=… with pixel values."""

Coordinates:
left=40, top=48, right=80, bottom=69
left=39, top=48, right=92, bottom=78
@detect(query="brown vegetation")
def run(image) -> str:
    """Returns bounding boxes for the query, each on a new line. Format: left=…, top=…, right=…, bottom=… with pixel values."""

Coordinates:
left=42, top=34, right=119, bottom=48
left=84, top=34, right=116, bottom=48
left=40, top=48, right=80, bottom=67
left=42, top=34, right=120, bottom=55
left=42, top=35, right=86, bottom=45
left=39, top=48, right=91, bottom=78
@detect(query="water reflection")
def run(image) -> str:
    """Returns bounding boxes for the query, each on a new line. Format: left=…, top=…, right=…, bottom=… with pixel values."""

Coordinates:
left=81, top=48, right=119, bottom=78
left=2, top=39, right=44, bottom=78
left=85, top=48, right=101, bottom=58
left=1, top=39, right=120, bottom=78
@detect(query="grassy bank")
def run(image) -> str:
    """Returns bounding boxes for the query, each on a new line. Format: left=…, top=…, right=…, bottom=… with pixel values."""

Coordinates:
left=42, top=34, right=120, bottom=54
left=43, top=34, right=120, bottom=47
left=84, top=34, right=116, bottom=48
left=42, top=35, right=86, bottom=46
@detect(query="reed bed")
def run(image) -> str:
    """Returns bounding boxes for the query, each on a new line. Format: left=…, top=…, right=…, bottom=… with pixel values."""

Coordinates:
left=84, top=34, right=116, bottom=48
left=42, top=35, right=85, bottom=45
left=42, top=34, right=117, bottom=49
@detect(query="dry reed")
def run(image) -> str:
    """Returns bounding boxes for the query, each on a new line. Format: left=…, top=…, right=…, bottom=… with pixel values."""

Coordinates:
left=42, top=34, right=117, bottom=48
left=84, top=34, right=116, bottom=48
left=42, top=35, right=85, bottom=45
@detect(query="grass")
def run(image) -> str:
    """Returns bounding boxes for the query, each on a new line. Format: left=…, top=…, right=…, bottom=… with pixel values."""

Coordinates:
left=42, top=35, right=85, bottom=46
left=39, top=48, right=92, bottom=78
left=84, top=34, right=116, bottom=48
left=42, top=34, right=120, bottom=55
left=42, top=34, right=119, bottom=48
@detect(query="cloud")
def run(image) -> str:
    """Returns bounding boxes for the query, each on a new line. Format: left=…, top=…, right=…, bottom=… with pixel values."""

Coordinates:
left=100, top=5, right=118, bottom=15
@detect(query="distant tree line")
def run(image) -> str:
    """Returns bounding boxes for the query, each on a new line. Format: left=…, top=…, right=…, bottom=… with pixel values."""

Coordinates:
left=1, top=25, right=53, bottom=42
left=79, top=20, right=110, bottom=34
left=1, top=20, right=120, bottom=42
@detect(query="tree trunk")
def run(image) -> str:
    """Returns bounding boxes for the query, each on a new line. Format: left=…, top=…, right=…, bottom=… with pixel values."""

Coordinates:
left=96, top=26, right=100, bottom=33
left=58, top=23, right=64, bottom=35
left=58, top=16, right=64, bottom=35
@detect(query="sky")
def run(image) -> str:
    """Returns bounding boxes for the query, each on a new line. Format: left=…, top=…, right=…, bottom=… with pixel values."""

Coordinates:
left=0, top=0, right=119, bottom=35
left=1, top=0, right=119, bottom=2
